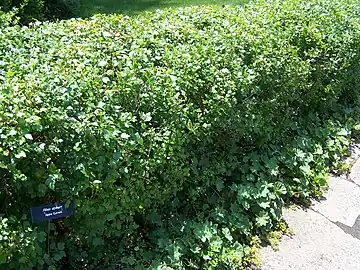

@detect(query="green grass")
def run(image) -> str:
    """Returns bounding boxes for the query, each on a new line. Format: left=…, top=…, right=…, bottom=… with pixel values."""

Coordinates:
left=79, top=0, right=249, bottom=17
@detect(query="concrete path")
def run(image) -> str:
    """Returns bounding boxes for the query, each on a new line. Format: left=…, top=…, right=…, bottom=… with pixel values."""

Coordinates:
left=260, top=147, right=360, bottom=270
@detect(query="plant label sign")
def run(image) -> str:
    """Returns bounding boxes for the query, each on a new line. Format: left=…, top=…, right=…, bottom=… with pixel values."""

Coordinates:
left=30, top=202, right=74, bottom=223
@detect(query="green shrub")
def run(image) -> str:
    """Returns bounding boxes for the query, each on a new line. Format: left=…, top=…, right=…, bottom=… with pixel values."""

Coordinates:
left=0, top=0, right=45, bottom=23
left=0, top=0, right=79, bottom=24
left=0, top=0, right=360, bottom=268
left=0, top=8, right=17, bottom=26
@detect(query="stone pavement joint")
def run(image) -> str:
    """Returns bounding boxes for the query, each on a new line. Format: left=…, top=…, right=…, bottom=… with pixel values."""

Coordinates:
left=310, top=207, right=360, bottom=240
left=339, top=175, right=360, bottom=189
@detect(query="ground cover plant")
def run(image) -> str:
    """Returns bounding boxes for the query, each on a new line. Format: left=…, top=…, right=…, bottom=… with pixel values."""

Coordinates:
left=0, top=0, right=360, bottom=269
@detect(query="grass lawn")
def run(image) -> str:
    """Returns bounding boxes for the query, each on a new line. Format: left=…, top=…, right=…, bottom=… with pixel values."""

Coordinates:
left=79, top=0, right=249, bottom=17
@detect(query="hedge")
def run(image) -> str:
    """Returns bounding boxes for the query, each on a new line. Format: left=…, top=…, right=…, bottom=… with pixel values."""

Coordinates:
left=0, top=0, right=360, bottom=268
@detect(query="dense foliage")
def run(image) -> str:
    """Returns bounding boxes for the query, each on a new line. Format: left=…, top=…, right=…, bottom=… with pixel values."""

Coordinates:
left=0, top=0, right=79, bottom=24
left=1, top=0, right=360, bottom=268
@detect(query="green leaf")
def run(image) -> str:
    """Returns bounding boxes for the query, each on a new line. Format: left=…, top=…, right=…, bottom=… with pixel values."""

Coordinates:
left=45, top=174, right=57, bottom=190
left=93, top=237, right=103, bottom=246
left=337, top=128, right=349, bottom=136
left=15, top=151, right=26, bottom=159
left=102, top=77, right=110, bottom=84
left=120, top=133, right=130, bottom=139
left=141, top=112, right=152, bottom=122
left=98, top=60, right=107, bottom=67
left=57, top=242, right=65, bottom=250
left=53, top=252, right=63, bottom=261
left=222, top=227, right=233, bottom=241
left=256, top=214, right=269, bottom=227
left=300, top=164, right=311, bottom=175
left=8, top=129, right=17, bottom=136
left=112, top=152, right=121, bottom=159
left=215, top=180, right=224, bottom=192
left=24, top=134, right=33, bottom=140
left=37, top=184, right=47, bottom=197
left=37, top=231, right=46, bottom=242
left=258, top=201, right=270, bottom=209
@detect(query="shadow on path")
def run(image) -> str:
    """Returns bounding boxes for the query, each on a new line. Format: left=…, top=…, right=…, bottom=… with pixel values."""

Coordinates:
left=310, top=208, right=360, bottom=240
left=333, top=216, right=360, bottom=240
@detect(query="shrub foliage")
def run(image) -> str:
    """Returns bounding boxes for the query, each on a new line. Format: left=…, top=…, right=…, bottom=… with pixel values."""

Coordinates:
left=0, top=0, right=79, bottom=24
left=1, top=0, right=360, bottom=268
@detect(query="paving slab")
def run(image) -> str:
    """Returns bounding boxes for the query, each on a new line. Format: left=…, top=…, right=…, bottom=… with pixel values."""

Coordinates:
left=311, top=176, right=360, bottom=227
left=350, top=157, right=360, bottom=187
left=260, top=158, right=360, bottom=270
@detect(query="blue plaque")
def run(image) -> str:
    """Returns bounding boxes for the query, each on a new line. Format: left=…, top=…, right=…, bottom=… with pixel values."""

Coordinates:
left=30, top=201, right=74, bottom=223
